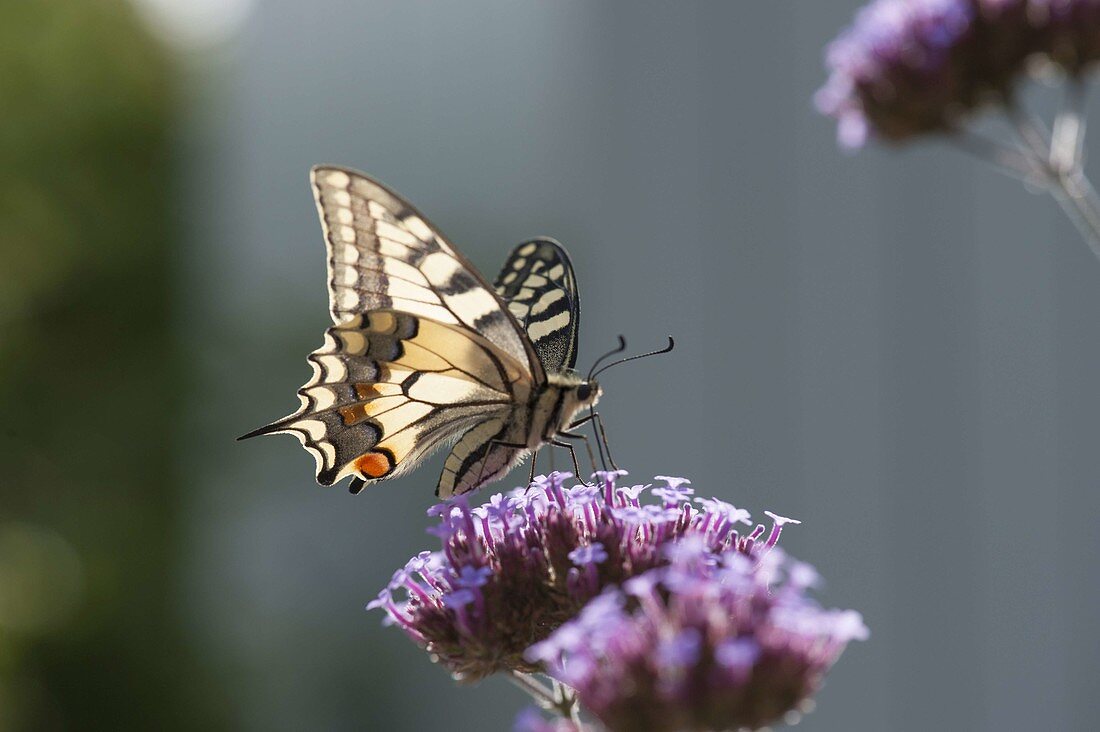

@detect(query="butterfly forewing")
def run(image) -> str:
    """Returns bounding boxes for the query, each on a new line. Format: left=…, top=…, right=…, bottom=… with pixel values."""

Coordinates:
left=494, top=238, right=580, bottom=372
left=312, top=166, right=544, bottom=381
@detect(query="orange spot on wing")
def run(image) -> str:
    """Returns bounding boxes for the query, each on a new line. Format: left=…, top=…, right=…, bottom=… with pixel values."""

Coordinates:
left=339, top=404, right=369, bottom=425
left=355, top=383, right=381, bottom=400
left=356, top=451, right=394, bottom=479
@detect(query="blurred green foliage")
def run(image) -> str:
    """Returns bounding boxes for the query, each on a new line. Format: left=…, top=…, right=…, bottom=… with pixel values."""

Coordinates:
left=0, top=2, right=223, bottom=729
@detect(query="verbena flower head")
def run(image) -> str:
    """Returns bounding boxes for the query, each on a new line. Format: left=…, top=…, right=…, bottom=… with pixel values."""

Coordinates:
left=526, top=543, right=869, bottom=732
left=368, top=471, right=796, bottom=681
left=817, top=0, right=1100, bottom=148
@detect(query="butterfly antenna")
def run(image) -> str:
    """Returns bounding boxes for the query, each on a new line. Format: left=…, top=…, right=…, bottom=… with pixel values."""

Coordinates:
left=587, top=335, right=627, bottom=381
left=590, top=336, right=674, bottom=380
left=583, top=336, right=674, bottom=476
left=580, top=336, right=625, bottom=471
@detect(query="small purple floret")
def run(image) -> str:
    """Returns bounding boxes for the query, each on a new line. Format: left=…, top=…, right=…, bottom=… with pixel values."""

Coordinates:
left=656, top=629, right=703, bottom=668
left=452, top=565, right=492, bottom=589
left=715, top=638, right=761, bottom=672
left=568, top=542, right=608, bottom=566
left=441, top=588, right=477, bottom=609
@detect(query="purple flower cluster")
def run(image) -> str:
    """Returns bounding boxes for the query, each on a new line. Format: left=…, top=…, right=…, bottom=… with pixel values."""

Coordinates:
left=817, top=0, right=1100, bottom=148
left=526, top=540, right=868, bottom=732
left=368, top=472, right=797, bottom=681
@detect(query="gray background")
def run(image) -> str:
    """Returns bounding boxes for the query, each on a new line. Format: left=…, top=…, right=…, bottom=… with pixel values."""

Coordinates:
left=180, top=1, right=1100, bottom=729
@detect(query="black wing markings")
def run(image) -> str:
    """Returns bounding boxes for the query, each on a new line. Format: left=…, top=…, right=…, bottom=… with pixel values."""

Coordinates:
left=493, top=237, right=580, bottom=372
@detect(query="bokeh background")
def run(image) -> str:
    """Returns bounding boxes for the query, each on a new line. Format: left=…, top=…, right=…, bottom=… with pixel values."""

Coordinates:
left=3, top=1, right=1098, bottom=730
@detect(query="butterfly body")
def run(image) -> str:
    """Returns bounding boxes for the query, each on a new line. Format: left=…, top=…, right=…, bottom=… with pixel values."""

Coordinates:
left=438, top=371, right=600, bottom=497
left=242, top=166, right=595, bottom=498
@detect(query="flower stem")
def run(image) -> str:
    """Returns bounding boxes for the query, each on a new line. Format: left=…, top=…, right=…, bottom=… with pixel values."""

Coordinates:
left=508, top=671, right=556, bottom=706
left=1009, top=103, right=1100, bottom=263
left=1051, top=77, right=1086, bottom=175
left=550, top=678, right=584, bottom=725
left=947, top=130, right=1041, bottom=183
left=508, top=671, right=586, bottom=728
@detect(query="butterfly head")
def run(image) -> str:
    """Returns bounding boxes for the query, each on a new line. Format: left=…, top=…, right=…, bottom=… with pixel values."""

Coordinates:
left=573, top=379, right=601, bottom=407
left=550, top=371, right=602, bottom=413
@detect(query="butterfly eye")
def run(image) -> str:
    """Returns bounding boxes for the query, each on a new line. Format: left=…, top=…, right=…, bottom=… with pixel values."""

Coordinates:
left=576, top=383, right=592, bottom=401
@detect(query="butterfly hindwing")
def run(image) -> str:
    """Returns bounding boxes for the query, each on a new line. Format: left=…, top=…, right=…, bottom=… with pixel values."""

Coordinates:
left=493, top=238, right=580, bottom=371
left=437, top=417, right=528, bottom=499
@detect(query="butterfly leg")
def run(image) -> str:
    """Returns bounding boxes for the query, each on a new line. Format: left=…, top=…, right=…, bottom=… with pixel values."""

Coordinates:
left=555, top=429, right=599, bottom=479
left=550, top=440, right=587, bottom=484
left=528, top=448, right=539, bottom=484
left=566, top=412, right=606, bottom=471
left=588, top=412, right=618, bottom=471
left=568, top=412, right=618, bottom=471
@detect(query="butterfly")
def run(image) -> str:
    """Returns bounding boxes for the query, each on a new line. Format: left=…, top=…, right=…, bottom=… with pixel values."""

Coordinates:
left=240, top=166, right=631, bottom=499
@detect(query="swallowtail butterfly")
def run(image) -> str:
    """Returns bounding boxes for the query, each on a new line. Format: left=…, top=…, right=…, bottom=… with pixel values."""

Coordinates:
left=241, top=166, right=611, bottom=498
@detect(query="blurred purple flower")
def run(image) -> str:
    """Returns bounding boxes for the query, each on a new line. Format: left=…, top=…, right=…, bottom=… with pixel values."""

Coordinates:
left=526, top=546, right=868, bottom=732
left=368, top=471, right=794, bottom=681
left=817, top=0, right=1100, bottom=148
left=512, top=708, right=582, bottom=732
